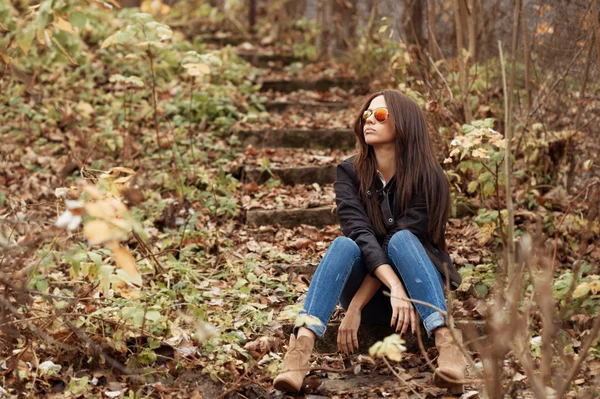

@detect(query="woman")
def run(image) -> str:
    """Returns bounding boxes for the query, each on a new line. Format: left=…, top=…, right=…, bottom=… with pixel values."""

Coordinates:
left=273, top=90, right=470, bottom=394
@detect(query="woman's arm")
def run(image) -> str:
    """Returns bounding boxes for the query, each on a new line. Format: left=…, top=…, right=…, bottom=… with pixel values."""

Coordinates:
left=340, top=273, right=383, bottom=354
left=348, top=273, right=383, bottom=311
left=373, top=264, right=416, bottom=335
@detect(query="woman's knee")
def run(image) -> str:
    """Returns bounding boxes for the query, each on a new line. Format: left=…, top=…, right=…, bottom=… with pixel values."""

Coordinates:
left=387, top=230, right=418, bottom=253
left=331, top=236, right=361, bottom=258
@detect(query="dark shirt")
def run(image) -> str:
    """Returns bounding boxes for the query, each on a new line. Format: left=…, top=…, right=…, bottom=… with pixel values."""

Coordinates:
left=334, top=155, right=462, bottom=290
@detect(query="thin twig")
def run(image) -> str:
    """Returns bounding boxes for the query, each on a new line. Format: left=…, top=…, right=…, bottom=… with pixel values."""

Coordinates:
left=382, top=356, right=424, bottom=399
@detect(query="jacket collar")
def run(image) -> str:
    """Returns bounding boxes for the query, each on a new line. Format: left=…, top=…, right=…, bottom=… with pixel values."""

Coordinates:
left=366, top=170, right=396, bottom=198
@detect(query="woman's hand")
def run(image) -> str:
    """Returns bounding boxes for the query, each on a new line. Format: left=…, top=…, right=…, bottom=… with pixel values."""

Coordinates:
left=390, top=285, right=416, bottom=337
left=338, top=307, right=361, bottom=355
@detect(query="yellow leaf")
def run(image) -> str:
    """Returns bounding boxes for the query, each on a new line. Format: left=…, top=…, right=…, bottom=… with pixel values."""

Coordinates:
left=76, top=101, right=94, bottom=117
left=369, top=334, right=406, bottom=362
left=182, top=63, right=211, bottom=77
left=573, top=282, right=590, bottom=299
left=85, top=198, right=127, bottom=219
left=106, top=241, right=142, bottom=285
left=0, top=51, right=11, bottom=65
left=294, top=314, right=323, bottom=328
left=101, top=32, right=119, bottom=49
left=472, top=148, right=490, bottom=159
left=84, top=220, right=114, bottom=245
left=53, top=16, right=74, bottom=33
left=100, top=167, right=136, bottom=179
left=112, top=280, right=141, bottom=298
left=82, top=185, right=103, bottom=200
left=476, top=222, right=496, bottom=246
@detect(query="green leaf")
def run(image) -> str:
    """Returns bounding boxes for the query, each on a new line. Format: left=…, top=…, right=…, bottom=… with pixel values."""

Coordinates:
left=36, top=278, right=48, bottom=291
left=467, top=181, right=479, bottom=194
left=16, top=25, right=35, bottom=55
left=145, top=310, right=161, bottom=322
left=233, top=278, right=247, bottom=289
left=462, top=124, right=474, bottom=133
left=88, top=251, right=103, bottom=266
left=117, top=28, right=136, bottom=43
left=483, top=181, right=495, bottom=197
left=474, top=284, right=489, bottom=298
left=69, top=12, right=87, bottom=29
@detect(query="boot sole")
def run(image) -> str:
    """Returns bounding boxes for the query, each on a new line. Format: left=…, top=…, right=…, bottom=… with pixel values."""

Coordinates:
left=433, top=372, right=464, bottom=395
left=273, top=377, right=302, bottom=393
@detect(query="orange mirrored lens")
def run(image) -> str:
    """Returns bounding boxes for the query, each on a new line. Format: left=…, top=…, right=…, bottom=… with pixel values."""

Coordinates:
left=374, top=108, right=388, bottom=122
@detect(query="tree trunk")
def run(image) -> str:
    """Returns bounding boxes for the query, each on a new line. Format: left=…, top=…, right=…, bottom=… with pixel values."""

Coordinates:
left=454, top=0, right=472, bottom=123
left=593, top=0, right=600, bottom=68
left=316, top=0, right=331, bottom=59
left=467, top=0, right=477, bottom=62
left=522, top=2, right=532, bottom=114
left=427, top=0, right=443, bottom=60
left=331, top=0, right=358, bottom=57
left=249, top=0, right=257, bottom=33
left=403, top=0, right=424, bottom=48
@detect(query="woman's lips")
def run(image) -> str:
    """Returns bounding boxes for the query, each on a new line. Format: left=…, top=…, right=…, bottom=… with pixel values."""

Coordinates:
left=364, top=129, right=376, bottom=134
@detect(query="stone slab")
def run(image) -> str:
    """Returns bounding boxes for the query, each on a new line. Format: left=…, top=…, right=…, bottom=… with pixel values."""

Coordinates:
left=246, top=205, right=338, bottom=227
left=244, top=165, right=336, bottom=186
left=259, top=78, right=357, bottom=93
left=264, top=100, right=349, bottom=113
left=237, top=129, right=355, bottom=149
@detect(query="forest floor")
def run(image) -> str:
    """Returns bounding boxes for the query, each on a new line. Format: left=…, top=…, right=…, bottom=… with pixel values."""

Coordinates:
left=2, top=10, right=600, bottom=399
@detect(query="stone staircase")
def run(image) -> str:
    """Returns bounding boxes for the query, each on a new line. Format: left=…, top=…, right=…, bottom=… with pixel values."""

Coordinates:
left=238, top=55, right=358, bottom=230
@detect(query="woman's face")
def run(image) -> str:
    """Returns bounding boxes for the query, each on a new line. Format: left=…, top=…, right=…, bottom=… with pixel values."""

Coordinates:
left=362, top=95, right=395, bottom=147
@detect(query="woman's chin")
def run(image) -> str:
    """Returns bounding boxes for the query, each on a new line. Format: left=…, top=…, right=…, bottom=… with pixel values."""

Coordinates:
left=365, top=137, right=382, bottom=146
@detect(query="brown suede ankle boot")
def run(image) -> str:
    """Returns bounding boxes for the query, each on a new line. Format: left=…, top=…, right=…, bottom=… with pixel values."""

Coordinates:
left=273, top=334, right=315, bottom=392
left=433, top=328, right=469, bottom=395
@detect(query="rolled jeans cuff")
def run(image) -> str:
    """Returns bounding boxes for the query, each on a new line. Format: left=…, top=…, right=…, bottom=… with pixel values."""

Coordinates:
left=292, top=314, right=327, bottom=338
left=423, top=311, right=445, bottom=337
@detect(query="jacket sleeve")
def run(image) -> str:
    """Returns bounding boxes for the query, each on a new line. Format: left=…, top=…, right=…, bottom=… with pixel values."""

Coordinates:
left=381, top=191, right=429, bottom=254
left=334, top=163, right=389, bottom=276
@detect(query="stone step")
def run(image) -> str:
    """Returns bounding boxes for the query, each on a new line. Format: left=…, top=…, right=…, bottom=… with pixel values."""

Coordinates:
left=244, top=164, right=336, bottom=186
left=198, top=33, right=249, bottom=46
left=258, top=78, right=357, bottom=93
left=237, top=128, right=355, bottom=149
left=264, top=100, right=349, bottom=113
left=282, top=323, right=435, bottom=354
left=236, top=51, right=305, bottom=68
left=246, top=205, right=337, bottom=227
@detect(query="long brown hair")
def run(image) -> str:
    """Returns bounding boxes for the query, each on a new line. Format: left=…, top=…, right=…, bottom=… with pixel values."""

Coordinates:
left=352, top=89, right=450, bottom=250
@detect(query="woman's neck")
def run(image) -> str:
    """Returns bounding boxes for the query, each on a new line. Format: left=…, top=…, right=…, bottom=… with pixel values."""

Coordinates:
left=374, top=145, right=396, bottom=182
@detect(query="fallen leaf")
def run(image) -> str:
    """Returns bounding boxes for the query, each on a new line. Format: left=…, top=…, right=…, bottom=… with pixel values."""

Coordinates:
left=106, top=241, right=142, bottom=285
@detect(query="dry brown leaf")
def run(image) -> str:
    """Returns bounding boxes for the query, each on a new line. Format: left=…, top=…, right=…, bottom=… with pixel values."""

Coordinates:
left=289, top=238, right=314, bottom=250
left=106, top=240, right=142, bottom=285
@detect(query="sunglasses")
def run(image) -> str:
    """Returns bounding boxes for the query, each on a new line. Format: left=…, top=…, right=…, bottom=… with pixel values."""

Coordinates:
left=362, top=107, right=389, bottom=123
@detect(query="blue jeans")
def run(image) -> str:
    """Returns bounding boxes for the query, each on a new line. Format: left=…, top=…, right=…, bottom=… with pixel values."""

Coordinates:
left=292, top=230, right=448, bottom=338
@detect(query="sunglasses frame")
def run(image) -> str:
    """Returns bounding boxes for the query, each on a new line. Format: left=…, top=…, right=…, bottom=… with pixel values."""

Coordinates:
left=361, top=107, right=389, bottom=123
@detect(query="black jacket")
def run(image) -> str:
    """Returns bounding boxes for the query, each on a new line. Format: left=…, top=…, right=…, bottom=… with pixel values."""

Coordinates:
left=334, top=155, right=462, bottom=290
